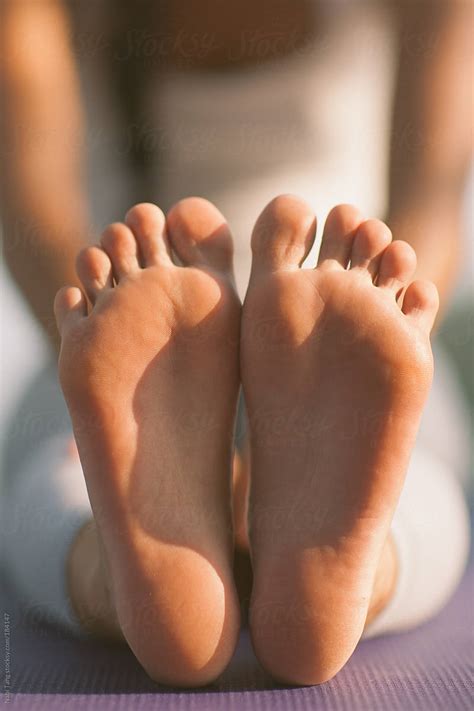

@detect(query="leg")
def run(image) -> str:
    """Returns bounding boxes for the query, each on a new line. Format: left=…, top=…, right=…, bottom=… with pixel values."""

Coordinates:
left=54, top=199, right=241, bottom=687
left=241, top=196, right=439, bottom=685
left=2, top=433, right=92, bottom=634
left=231, top=434, right=253, bottom=616
left=363, top=534, right=398, bottom=629
left=67, top=518, right=122, bottom=638
left=364, top=446, right=470, bottom=638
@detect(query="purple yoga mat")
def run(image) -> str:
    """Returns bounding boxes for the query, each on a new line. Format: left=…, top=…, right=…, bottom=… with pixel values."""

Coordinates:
left=3, top=564, right=473, bottom=710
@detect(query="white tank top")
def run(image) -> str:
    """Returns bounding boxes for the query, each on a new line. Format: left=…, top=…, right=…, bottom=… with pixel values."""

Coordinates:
left=155, top=2, right=396, bottom=296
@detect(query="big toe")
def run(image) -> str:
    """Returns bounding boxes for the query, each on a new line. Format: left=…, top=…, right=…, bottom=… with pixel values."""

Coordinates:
left=250, top=194, right=316, bottom=274
left=166, top=197, right=234, bottom=275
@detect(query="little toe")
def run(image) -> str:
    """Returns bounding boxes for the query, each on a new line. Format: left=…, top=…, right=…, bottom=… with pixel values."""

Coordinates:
left=250, top=194, right=316, bottom=274
left=125, top=202, right=172, bottom=267
left=100, top=223, right=140, bottom=280
left=402, top=280, right=439, bottom=333
left=377, top=241, right=417, bottom=296
left=76, top=246, right=113, bottom=303
left=317, top=204, right=363, bottom=271
left=350, top=219, right=392, bottom=280
left=54, top=286, right=87, bottom=333
left=166, top=197, right=234, bottom=275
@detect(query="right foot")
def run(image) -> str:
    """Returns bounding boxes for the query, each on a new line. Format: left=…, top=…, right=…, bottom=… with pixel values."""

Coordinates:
left=241, top=196, right=438, bottom=685
left=55, top=199, right=241, bottom=687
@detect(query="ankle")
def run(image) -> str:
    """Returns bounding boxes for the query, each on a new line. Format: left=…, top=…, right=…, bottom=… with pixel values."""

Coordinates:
left=365, top=534, right=398, bottom=628
left=67, top=520, right=122, bottom=639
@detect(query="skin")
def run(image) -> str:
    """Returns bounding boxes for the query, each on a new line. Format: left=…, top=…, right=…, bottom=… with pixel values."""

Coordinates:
left=58, top=196, right=438, bottom=687
left=386, top=0, right=473, bottom=313
left=55, top=199, right=242, bottom=686
left=1, top=0, right=90, bottom=350
left=1, top=0, right=471, bottom=344
left=241, top=195, right=438, bottom=684
left=1, top=0, right=471, bottom=688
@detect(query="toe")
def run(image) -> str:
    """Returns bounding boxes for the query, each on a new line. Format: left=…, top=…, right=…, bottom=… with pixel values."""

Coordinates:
left=350, top=219, right=392, bottom=280
left=166, top=197, right=234, bottom=274
left=125, top=202, right=172, bottom=267
left=402, top=279, right=439, bottom=333
left=54, top=286, right=87, bottom=333
left=377, top=240, right=417, bottom=296
left=317, top=204, right=363, bottom=271
left=100, top=223, right=140, bottom=279
left=76, top=246, right=113, bottom=303
left=251, top=194, right=316, bottom=273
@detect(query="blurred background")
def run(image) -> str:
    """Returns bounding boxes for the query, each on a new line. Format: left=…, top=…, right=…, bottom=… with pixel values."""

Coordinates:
left=1, top=0, right=473, bottom=486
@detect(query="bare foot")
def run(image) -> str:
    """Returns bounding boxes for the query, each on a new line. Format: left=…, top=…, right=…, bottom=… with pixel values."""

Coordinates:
left=55, top=199, right=241, bottom=687
left=241, top=196, right=439, bottom=685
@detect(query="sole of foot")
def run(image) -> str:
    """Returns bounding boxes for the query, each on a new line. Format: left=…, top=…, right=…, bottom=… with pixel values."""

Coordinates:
left=241, top=195, right=438, bottom=685
left=55, top=198, right=241, bottom=687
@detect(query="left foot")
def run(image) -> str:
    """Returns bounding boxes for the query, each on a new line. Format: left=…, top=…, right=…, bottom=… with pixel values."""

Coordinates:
left=55, top=199, right=241, bottom=686
left=241, top=196, right=439, bottom=685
